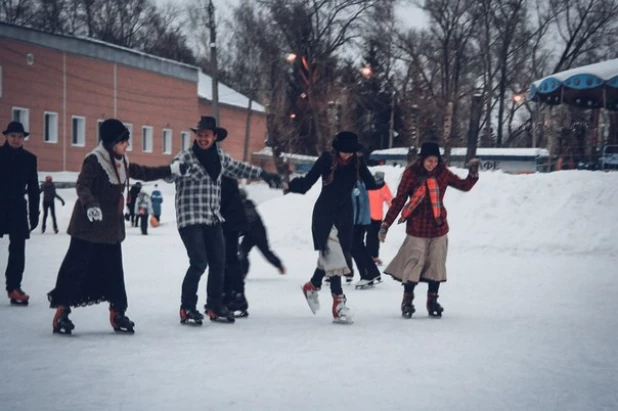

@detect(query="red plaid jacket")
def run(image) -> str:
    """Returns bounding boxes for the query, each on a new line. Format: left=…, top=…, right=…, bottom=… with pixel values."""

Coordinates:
left=383, top=163, right=478, bottom=238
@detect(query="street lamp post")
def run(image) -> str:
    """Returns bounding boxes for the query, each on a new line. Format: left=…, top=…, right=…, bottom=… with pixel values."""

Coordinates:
left=208, top=0, right=220, bottom=124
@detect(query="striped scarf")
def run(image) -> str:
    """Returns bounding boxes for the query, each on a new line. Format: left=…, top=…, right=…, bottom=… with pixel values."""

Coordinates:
left=398, top=177, right=442, bottom=224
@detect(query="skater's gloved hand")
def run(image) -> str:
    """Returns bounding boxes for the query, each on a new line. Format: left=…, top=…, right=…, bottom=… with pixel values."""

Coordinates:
left=378, top=224, right=389, bottom=243
left=61, top=200, right=66, bottom=206
left=170, top=161, right=188, bottom=177
left=260, top=171, right=283, bottom=189
left=29, top=211, right=39, bottom=231
left=86, top=207, right=103, bottom=223
left=467, top=158, right=480, bottom=178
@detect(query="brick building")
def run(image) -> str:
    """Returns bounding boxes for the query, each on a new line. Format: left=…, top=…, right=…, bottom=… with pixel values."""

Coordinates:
left=0, top=22, right=267, bottom=172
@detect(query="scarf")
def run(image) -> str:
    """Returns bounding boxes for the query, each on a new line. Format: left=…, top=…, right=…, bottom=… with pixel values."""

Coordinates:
left=192, top=141, right=221, bottom=181
left=398, top=177, right=442, bottom=224
left=90, top=142, right=129, bottom=185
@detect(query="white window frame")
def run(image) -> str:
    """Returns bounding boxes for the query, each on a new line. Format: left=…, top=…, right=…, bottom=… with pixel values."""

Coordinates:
left=162, top=128, right=173, bottom=155
left=142, top=126, right=153, bottom=153
left=12, top=107, right=30, bottom=140
left=181, top=131, right=191, bottom=151
left=71, top=116, right=86, bottom=147
left=43, top=111, right=58, bottom=144
left=97, top=119, right=104, bottom=142
left=125, top=123, right=133, bottom=151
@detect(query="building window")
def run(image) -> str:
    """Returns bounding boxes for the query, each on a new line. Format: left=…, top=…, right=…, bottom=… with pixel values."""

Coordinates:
left=97, top=119, right=104, bottom=142
left=44, top=112, right=58, bottom=143
left=125, top=123, right=133, bottom=151
left=162, top=129, right=172, bottom=155
left=181, top=131, right=191, bottom=151
left=12, top=107, right=29, bottom=140
left=72, top=116, right=86, bottom=146
left=142, top=126, right=153, bottom=153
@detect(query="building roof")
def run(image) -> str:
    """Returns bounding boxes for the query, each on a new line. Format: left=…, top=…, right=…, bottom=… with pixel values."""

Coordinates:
left=371, top=147, right=549, bottom=157
left=198, top=72, right=266, bottom=112
left=0, top=22, right=199, bottom=82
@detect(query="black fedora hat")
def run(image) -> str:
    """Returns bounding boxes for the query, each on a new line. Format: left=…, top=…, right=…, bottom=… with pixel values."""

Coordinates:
left=332, top=131, right=362, bottom=153
left=2, top=121, right=29, bottom=137
left=190, top=116, right=228, bottom=142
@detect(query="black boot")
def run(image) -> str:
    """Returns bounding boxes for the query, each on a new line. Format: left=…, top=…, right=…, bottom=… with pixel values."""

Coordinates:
left=401, top=292, right=415, bottom=319
left=53, top=306, right=75, bottom=335
left=228, top=293, right=249, bottom=318
left=427, top=292, right=444, bottom=318
left=110, top=309, right=135, bottom=333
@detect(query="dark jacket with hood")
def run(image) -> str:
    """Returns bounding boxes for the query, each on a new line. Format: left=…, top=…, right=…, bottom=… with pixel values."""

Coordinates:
left=287, top=151, right=381, bottom=251
left=220, top=176, right=248, bottom=234
left=0, top=142, right=39, bottom=238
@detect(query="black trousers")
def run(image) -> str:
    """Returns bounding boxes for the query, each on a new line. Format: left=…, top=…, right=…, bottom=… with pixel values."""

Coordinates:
left=48, top=237, right=128, bottom=310
left=4, top=234, right=26, bottom=293
left=310, top=268, right=343, bottom=295
left=351, top=225, right=381, bottom=280
left=137, top=214, right=148, bottom=234
left=178, top=223, right=225, bottom=310
left=223, top=230, right=244, bottom=298
left=42, top=201, right=58, bottom=231
left=366, top=219, right=382, bottom=258
left=127, top=203, right=136, bottom=224
left=239, top=228, right=282, bottom=276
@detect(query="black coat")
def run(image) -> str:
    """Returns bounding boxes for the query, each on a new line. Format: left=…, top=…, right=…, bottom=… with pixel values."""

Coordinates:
left=40, top=181, right=65, bottom=204
left=287, top=151, right=381, bottom=251
left=221, top=176, right=248, bottom=234
left=0, top=143, right=39, bottom=238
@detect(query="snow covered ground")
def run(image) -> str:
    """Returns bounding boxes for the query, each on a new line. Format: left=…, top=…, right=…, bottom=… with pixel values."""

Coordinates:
left=1, top=167, right=617, bottom=411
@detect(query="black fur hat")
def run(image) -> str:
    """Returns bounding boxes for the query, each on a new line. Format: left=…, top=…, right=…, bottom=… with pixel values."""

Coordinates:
left=419, top=141, right=442, bottom=160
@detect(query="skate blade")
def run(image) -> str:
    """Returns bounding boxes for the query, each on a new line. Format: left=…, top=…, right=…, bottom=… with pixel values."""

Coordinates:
left=402, top=312, right=413, bottom=319
left=114, top=327, right=136, bottom=334
left=233, top=311, right=249, bottom=318
left=332, top=317, right=354, bottom=324
left=355, top=284, right=374, bottom=290
left=208, top=316, right=236, bottom=324
left=53, top=328, right=73, bottom=335
left=180, top=319, right=203, bottom=326
left=10, top=300, right=29, bottom=306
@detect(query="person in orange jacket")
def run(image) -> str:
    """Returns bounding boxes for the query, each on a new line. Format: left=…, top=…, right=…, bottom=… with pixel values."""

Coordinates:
left=366, top=171, right=392, bottom=265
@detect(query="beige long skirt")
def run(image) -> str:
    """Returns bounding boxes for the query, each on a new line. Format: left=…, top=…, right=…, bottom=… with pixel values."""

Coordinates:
left=317, top=226, right=352, bottom=277
left=384, top=234, right=448, bottom=283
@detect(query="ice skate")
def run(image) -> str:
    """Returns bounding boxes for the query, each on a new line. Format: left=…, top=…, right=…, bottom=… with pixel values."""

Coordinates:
left=426, top=292, right=444, bottom=318
left=344, top=275, right=353, bottom=284
left=8, top=288, right=30, bottom=306
left=332, top=294, right=353, bottom=324
left=228, top=294, right=249, bottom=318
left=301, top=281, right=320, bottom=314
left=180, top=307, right=204, bottom=326
left=355, top=279, right=374, bottom=290
left=52, top=306, right=75, bottom=335
left=205, top=304, right=236, bottom=323
left=401, top=292, right=415, bottom=319
left=110, top=310, right=136, bottom=333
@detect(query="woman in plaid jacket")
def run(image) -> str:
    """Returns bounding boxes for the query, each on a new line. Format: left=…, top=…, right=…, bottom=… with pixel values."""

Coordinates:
left=379, top=141, right=480, bottom=318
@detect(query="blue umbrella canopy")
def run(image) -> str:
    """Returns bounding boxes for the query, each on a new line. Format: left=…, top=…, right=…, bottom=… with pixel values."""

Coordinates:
left=529, top=59, right=618, bottom=110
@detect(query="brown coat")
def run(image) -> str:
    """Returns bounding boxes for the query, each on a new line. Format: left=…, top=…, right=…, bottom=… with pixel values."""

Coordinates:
left=67, top=154, right=170, bottom=244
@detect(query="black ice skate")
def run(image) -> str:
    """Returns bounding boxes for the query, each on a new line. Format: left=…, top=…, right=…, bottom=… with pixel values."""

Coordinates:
left=401, top=292, right=415, bottom=319
left=8, top=288, right=30, bottom=306
left=110, top=310, right=135, bottom=333
left=426, top=292, right=444, bottom=318
left=180, top=307, right=204, bottom=325
left=53, top=306, right=75, bottom=335
left=228, top=294, right=249, bottom=318
left=205, top=304, right=236, bottom=323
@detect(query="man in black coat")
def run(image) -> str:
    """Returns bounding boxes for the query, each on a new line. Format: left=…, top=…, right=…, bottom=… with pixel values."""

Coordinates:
left=40, top=175, right=65, bottom=234
left=238, top=189, right=285, bottom=278
left=0, top=121, right=40, bottom=305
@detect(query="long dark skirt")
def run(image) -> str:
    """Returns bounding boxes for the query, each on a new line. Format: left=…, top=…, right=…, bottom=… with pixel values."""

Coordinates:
left=48, top=237, right=128, bottom=310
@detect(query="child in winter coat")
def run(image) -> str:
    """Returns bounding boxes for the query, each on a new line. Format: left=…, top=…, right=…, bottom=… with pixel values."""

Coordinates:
left=134, top=191, right=152, bottom=235
left=351, top=180, right=383, bottom=289
left=47, top=119, right=185, bottom=335
left=379, top=141, right=479, bottom=318
left=40, top=175, right=65, bottom=234
left=150, top=184, right=163, bottom=222
left=286, top=131, right=382, bottom=324
left=366, top=171, right=392, bottom=265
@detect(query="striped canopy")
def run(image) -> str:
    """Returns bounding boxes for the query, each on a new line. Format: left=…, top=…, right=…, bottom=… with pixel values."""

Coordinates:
left=529, top=59, right=618, bottom=110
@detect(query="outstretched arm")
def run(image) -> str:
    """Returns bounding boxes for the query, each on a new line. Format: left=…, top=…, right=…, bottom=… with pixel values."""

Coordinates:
left=447, top=159, right=479, bottom=191
left=287, top=152, right=329, bottom=194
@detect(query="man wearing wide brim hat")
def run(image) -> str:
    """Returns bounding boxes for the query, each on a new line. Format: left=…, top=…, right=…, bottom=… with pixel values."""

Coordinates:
left=170, top=116, right=283, bottom=325
left=0, top=121, right=40, bottom=305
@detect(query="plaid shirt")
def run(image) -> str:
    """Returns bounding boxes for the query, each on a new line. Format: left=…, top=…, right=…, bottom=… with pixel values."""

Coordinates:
left=383, top=164, right=478, bottom=238
left=170, top=146, right=262, bottom=229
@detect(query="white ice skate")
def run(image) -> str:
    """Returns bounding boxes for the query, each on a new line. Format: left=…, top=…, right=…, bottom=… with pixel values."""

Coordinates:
left=302, top=282, right=320, bottom=314
left=332, top=295, right=353, bottom=324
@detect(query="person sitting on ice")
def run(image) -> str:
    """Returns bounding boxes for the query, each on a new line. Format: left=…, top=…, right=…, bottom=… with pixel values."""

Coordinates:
left=379, top=141, right=479, bottom=319
left=285, top=131, right=383, bottom=324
